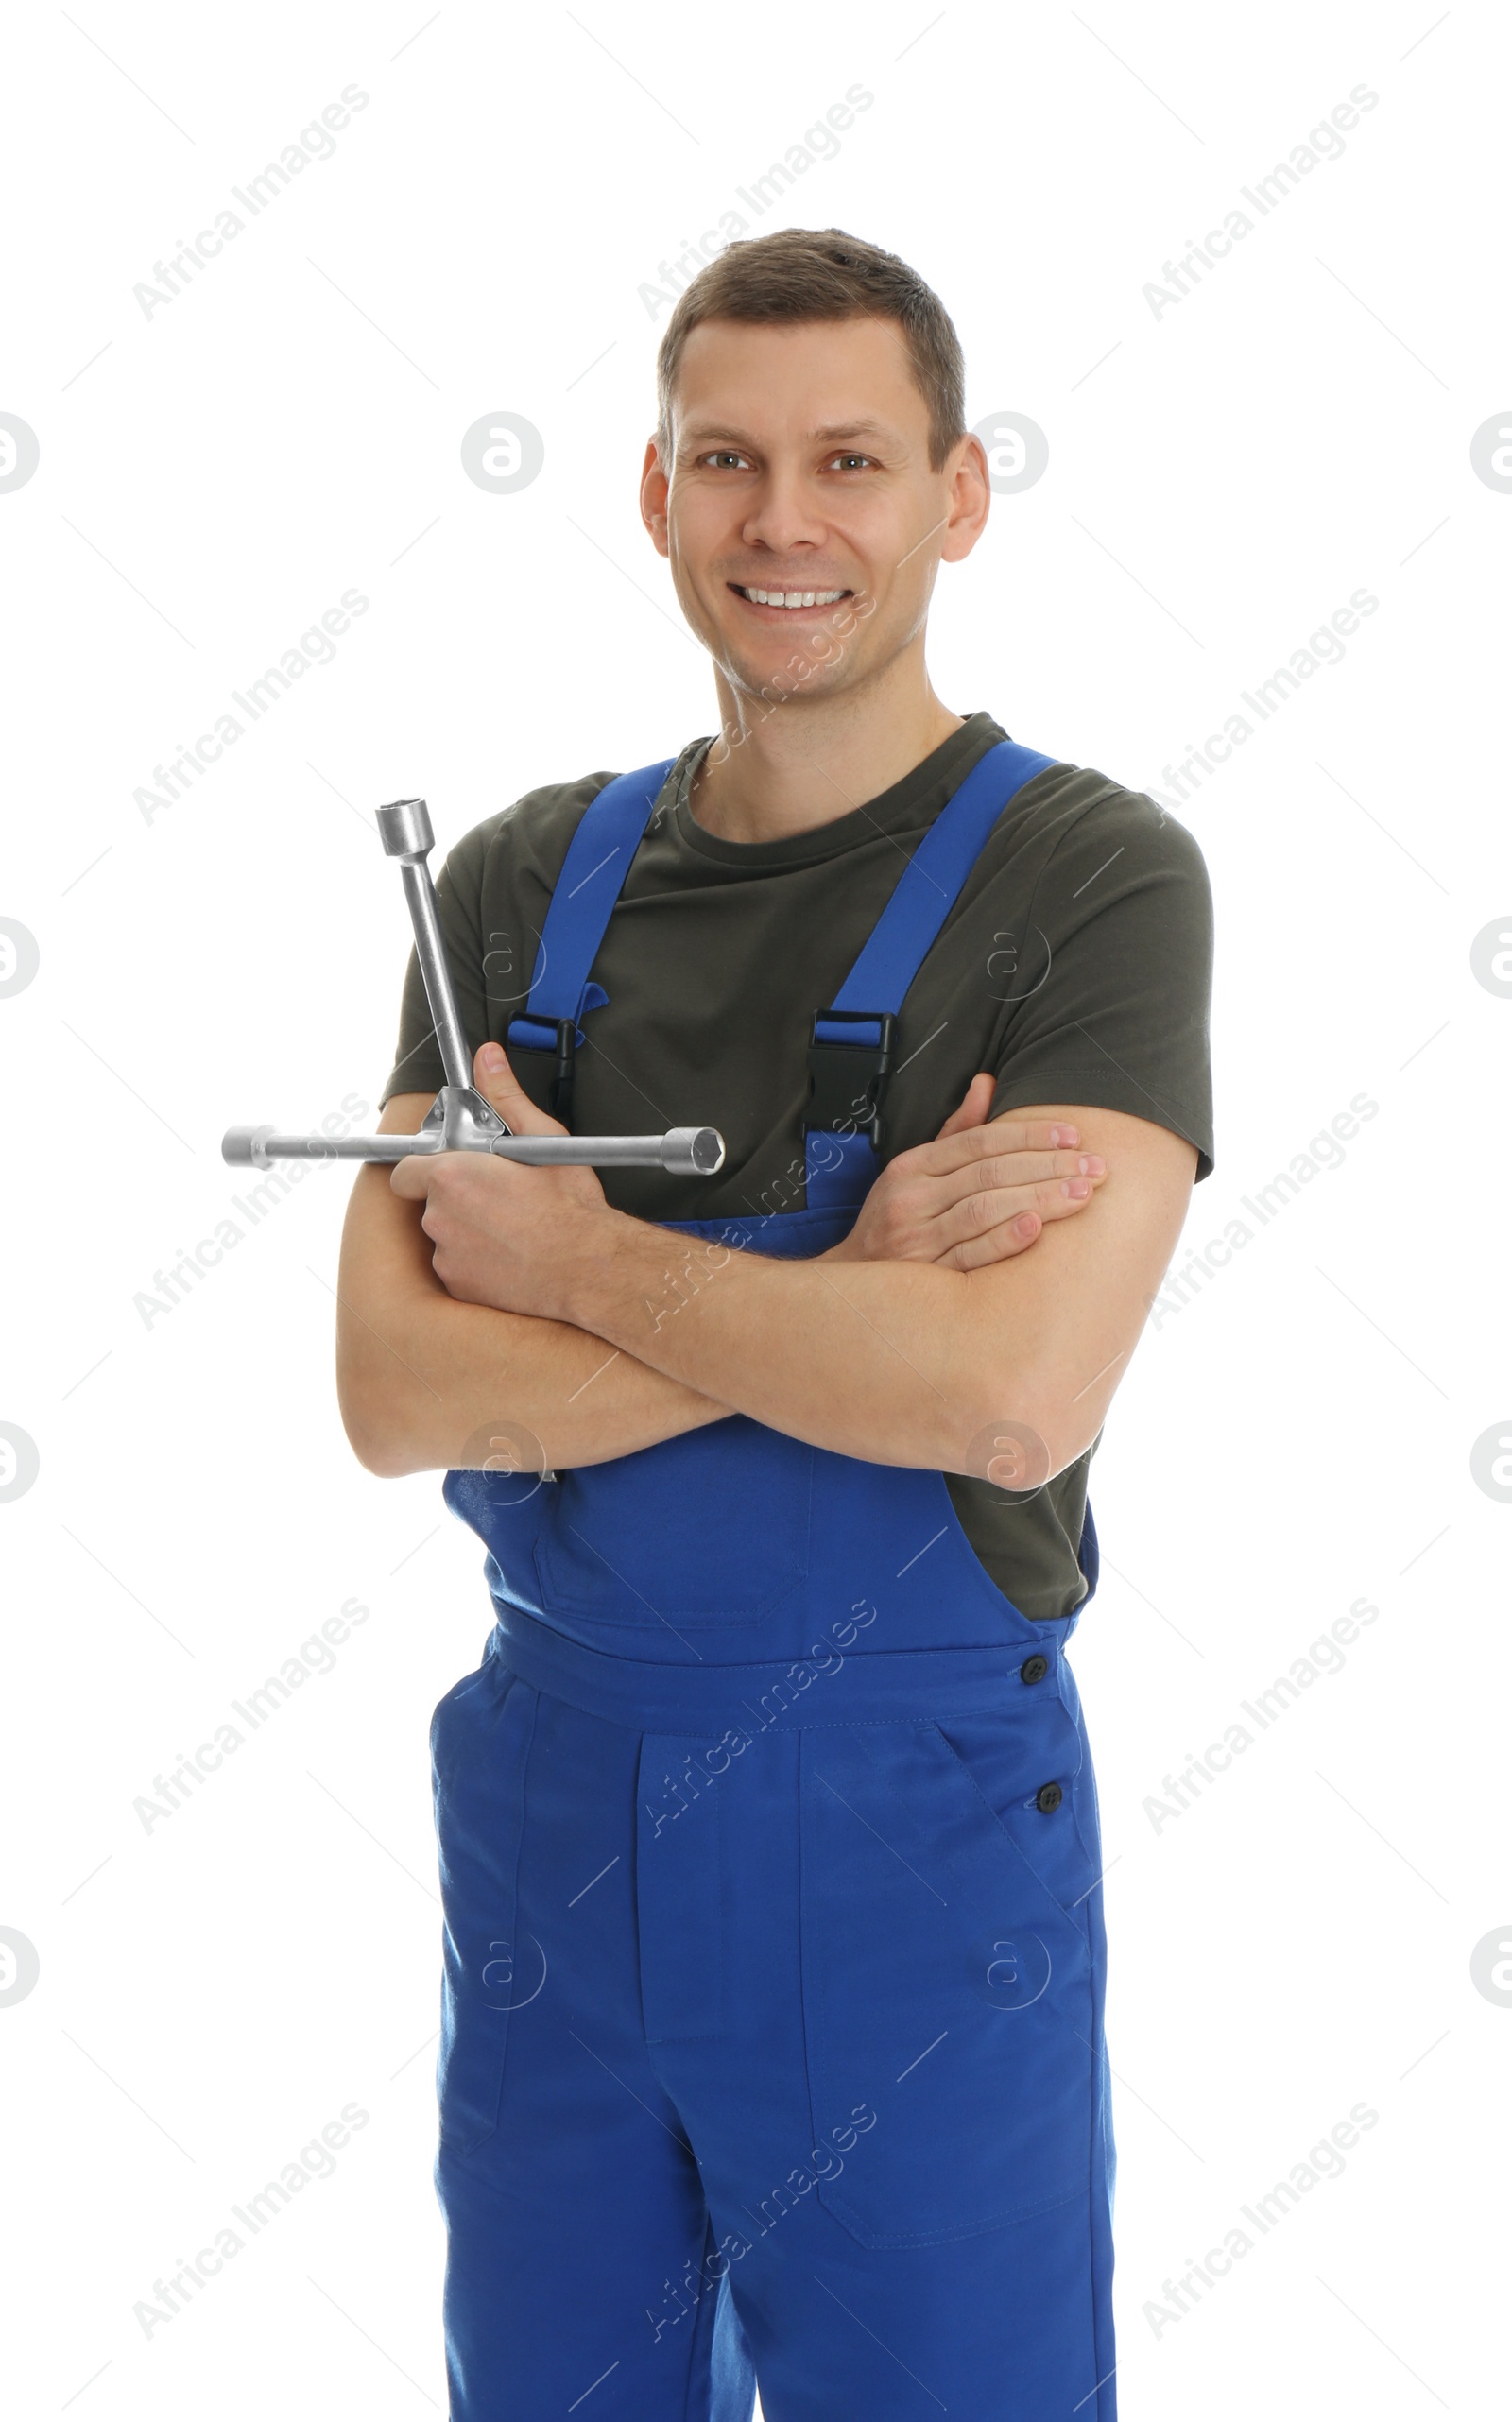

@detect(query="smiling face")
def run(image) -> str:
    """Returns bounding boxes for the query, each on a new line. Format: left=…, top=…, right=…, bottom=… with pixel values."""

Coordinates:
left=641, top=315, right=988, bottom=722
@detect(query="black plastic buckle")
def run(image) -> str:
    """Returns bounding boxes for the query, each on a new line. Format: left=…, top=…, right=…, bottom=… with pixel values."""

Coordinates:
left=804, top=1009, right=895, bottom=1152
left=507, top=1015, right=577, bottom=1123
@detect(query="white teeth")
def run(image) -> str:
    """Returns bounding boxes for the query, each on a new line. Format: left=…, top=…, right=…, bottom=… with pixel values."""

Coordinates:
left=741, top=587, right=847, bottom=608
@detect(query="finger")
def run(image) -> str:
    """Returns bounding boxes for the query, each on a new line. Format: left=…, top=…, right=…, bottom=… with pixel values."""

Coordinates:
left=931, top=1146, right=1107, bottom=1208
left=388, top=1042, right=559, bottom=1203
left=901, top=1115, right=1087, bottom=1180
left=889, top=1147, right=1107, bottom=1236
left=472, top=1039, right=567, bottom=1136
left=934, top=1071, right=996, bottom=1141
left=934, top=1173, right=1104, bottom=1266
left=389, top=1154, right=437, bottom=1200
left=952, top=1207, right=1046, bottom=1267
left=943, top=1220, right=1043, bottom=1272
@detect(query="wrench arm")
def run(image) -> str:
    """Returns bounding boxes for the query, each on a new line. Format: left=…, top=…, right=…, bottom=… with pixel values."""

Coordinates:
left=376, top=799, right=475, bottom=1094
left=223, top=1122, right=723, bottom=1172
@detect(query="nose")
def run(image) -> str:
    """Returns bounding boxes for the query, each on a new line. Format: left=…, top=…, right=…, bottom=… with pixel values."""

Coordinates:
left=738, top=460, right=831, bottom=559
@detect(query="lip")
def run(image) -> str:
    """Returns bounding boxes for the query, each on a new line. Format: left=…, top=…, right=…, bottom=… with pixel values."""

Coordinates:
left=727, top=581, right=855, bottom=622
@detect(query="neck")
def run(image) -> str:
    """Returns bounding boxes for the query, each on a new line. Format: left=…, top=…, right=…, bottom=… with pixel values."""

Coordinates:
left=688, top=651, right=966, bottom=846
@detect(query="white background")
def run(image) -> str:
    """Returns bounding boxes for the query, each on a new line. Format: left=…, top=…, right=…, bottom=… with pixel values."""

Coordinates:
left=1, top=2, right=1507, bottom=2414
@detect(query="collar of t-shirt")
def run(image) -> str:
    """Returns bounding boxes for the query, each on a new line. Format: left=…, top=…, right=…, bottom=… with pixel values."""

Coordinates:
left=669, top=709, right=1010, bottom=870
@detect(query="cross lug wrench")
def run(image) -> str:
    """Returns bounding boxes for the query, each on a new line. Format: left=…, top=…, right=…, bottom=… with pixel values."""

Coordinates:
left=222, top=798, right=726, bottom=1177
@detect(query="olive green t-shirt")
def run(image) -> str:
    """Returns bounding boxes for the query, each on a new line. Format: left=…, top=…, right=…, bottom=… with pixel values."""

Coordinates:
left=380, top=710, right=1215, bottom=1623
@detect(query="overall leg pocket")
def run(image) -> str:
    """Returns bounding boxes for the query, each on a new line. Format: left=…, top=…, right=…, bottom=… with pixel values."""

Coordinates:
left=430, top=1665, right=539, bottom=2156
left=798, top=1712, right=1096, bottom=2249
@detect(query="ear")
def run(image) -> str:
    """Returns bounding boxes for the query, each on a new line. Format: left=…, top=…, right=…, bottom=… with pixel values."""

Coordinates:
left=640, top=436, right=671, bottom=556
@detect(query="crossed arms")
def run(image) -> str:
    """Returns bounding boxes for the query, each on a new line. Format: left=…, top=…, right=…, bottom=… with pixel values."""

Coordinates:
left=335, top=1044, right=1197, bottom=1485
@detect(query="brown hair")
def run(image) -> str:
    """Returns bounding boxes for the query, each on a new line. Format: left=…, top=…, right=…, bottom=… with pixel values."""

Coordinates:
left=654, top=226, right=968, bottom=475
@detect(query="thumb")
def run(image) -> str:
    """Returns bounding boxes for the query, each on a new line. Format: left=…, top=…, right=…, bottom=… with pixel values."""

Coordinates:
left=935, top=1070, right=996, bottom=1140
left=472, top=1039, right=568, bottom=1136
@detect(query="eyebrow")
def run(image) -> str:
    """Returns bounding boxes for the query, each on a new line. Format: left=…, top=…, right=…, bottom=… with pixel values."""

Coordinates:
left=677, top=418, right=904, bottom=451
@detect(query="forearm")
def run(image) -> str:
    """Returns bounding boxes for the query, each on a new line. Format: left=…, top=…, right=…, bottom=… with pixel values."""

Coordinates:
left=561, top=1213, right=1030, bottom=1471
left=380, top=1084, right=1187, bottom=1481
left=540, top=1114, right=1195, bottom=1478
left=335, top=1169, right=731, bottom=1478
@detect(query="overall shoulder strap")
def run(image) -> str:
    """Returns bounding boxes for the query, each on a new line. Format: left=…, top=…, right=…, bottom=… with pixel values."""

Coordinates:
left=806, top=737, right=1057, bottom=1210
left=506, top=757, right=677, bottom=1118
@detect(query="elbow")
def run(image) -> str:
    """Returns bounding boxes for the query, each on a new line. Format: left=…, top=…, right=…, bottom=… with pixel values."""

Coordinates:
left=335, top=1364, right=426, bottom=1480
left=1020, top=1378, right=1116, bottom=1485
left=948, top=1361, right=1100, bottom=1489
left=348, top=1424, right=421, bottom=1482
left=1037, top=1413, right=1105, bottom=1485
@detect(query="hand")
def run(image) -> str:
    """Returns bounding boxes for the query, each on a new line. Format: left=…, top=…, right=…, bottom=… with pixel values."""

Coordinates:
left=389, top=1040, right=610, bottom=1314
left=824, top=1074, right=1107, bottom=1271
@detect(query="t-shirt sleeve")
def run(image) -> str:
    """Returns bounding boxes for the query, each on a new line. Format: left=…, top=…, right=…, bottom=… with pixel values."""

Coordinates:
left=988, top=782, right=1215, bottom=1179
left=377, top=823, right=493, bottom=1108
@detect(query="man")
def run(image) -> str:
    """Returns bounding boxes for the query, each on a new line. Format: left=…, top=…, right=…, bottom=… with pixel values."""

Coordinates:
left=336, top=227, right=1212, bottom=2421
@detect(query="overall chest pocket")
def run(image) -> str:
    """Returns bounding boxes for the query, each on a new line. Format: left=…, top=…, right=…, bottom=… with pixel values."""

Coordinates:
left=798, top=1707, right=1095, bottom=2249
left=534, top=1417, right=814, bottom=1626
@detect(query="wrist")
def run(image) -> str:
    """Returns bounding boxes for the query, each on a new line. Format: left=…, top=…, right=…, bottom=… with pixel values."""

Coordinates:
left=548, top=1204, right=647, bottom=1331
left=813, top=1233, right=856, bottom=1263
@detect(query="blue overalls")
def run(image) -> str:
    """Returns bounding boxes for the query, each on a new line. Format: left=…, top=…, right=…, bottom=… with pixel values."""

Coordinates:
left=429, top=740, right=1117, bottom=2420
